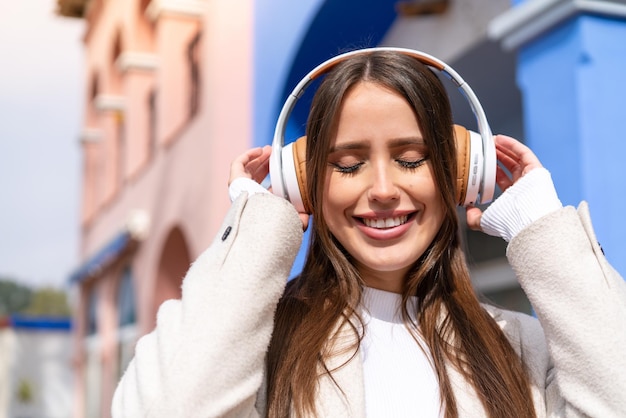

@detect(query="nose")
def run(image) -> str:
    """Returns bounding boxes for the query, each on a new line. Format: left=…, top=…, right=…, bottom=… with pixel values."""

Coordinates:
left=367, top=161, right=400, bottom=203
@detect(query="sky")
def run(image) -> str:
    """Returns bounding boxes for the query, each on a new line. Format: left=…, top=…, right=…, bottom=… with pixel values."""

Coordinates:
left=0, top=0, right=84, bottom=288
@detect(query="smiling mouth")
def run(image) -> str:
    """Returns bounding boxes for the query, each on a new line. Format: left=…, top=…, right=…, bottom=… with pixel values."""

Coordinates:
left=360, top=214, right=411, bottom=229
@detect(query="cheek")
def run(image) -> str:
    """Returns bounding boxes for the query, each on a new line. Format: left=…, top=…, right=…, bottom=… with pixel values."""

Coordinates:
left=321, top=173, right=357, bottom=231
left=410, top=173, right=446, bottom=227
left=422, top=166, right=446, bottom=210
left=322, top=175, right=343, bottom=219
left=427, top=189, right=447, bottom=233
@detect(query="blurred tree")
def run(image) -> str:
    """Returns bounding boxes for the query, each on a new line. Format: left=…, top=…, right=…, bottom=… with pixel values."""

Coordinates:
left=21, top=287, right=72, bottom=317
left=16, top=379, right=34, bottom=404
left=0, top=279, right=71, bottom=317
left=0, top=278, right=32, bottom=316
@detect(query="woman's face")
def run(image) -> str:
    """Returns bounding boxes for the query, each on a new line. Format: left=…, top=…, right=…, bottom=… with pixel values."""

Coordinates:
left=322, top=81, right=445, bottom=293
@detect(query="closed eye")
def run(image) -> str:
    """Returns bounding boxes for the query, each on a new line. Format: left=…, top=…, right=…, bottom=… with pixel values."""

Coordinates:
left=331, top=162, right=364, bottom=174
left=397, top=157, right=428, bottom=170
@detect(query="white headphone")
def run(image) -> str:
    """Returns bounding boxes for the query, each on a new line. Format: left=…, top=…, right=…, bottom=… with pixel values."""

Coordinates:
left=269, top=47, right=497, bottom=213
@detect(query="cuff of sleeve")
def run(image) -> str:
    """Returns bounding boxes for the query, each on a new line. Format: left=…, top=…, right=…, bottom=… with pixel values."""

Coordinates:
left=480, top=167, right=562, bottom=242
left=228, top=177, right=271, bottom=203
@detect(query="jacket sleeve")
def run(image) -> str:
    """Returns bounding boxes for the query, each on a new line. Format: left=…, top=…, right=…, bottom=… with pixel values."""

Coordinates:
left=507, top=202, right=626, bottom=417
left=111, top=192, right=303, bottom=417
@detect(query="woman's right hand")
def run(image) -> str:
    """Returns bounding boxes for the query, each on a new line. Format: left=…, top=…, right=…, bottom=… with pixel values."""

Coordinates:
left=229, top=145, right=272, bottom=186
left=229, top=145, right=310, bottom=230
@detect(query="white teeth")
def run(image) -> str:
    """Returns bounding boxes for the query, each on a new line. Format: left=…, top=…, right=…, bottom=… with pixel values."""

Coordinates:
left=363, top=215, right=408, bottom=229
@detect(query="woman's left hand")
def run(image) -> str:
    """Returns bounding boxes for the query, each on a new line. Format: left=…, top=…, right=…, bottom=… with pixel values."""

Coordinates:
left=466, top=135, right=543, bottom=231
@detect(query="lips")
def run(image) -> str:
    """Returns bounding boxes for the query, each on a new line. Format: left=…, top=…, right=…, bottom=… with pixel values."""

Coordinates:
left=355, top=212, right=416, bottom=240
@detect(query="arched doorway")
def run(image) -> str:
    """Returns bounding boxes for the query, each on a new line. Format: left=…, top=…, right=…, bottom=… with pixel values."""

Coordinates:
left=153, top=226, right=191, bottom=321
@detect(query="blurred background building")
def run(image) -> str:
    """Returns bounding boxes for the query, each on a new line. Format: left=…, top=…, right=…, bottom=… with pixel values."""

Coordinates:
left=57, top=0, right=626, bottom=416
left=0, top=316, right=73, bottom=418
left=0, top=279, right=74, bottom=417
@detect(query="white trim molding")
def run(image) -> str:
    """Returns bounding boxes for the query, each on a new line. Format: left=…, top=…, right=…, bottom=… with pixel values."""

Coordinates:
left=80, top=128, right=103, bottom=144
left=489, top=0, right=626, bottom=50
left=94, top=94, right=125, bottom=112
left=116, top=52, right=159, bottom=73
left=145, top=0, right=207, bottom=21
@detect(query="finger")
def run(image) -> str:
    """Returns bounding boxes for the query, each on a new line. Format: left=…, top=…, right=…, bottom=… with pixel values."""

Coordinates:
left=246, top=145, right=272, bottom=183
left=496, top=147, right=523, bottom=181
left=244, top=154, right=266, bottom=177
left=495, top=135, right=542, bottom=175
left=229, top=147, right=266, bottom=184
left=465, top=205, right=483, bottom=231
left=495, top=137, right=529, bottom=176
left=237, top=146, right=264, bottom=164
left=496, top=145, right=518, bottom=169
left=298, top=213, right=310, bottom=231
left=249, top=154, right=271, bottom=184
left=243, top=145, right=270, bottom=170
left=234, top=148, right=265, bottom=174
left=495, top=164, right=513, bottom=192
left=494, top=137, right=522, bottom=161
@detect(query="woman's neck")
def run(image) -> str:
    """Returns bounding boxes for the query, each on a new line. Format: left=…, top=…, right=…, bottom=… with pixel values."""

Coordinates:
left=357, top=264, right=411, bottom=294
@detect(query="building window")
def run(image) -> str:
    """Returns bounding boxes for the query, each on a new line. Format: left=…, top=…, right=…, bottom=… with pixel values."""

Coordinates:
left=117, top=266, right=136, bottom=327
left=116, top=111, right=126, bottom=188
left=84, top=285, right=101, bottom=417
left=86, top=286, right=97, bottom=335
left=90, top=74, right=99, bottom=103
left=117, top=265, right=137, bottom=378
left=187, top=31, right=202, bottom=118
left=148, top=88, right=157, bottom=157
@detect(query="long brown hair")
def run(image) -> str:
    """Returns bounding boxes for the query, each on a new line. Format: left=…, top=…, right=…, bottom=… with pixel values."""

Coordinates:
left=266, top=51, right=535, bottom=418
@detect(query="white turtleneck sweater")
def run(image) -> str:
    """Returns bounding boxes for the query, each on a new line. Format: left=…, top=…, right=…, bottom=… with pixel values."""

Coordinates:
left=360, top=286, right=443, bottom=418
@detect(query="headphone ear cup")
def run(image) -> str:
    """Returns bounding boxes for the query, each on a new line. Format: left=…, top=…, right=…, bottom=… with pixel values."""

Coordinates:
left=291, top=136, right=311, bottom=213
left=453, top=125, right=471, bottom=206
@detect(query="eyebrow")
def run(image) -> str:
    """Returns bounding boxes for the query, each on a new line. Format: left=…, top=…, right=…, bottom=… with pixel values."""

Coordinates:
left=329, top=137, right=426, bottom=153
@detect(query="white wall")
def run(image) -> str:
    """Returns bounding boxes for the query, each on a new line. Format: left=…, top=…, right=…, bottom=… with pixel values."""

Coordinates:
left=382, top=0, right=511, bottom=62
left=7, top=329, right=73, bottom=418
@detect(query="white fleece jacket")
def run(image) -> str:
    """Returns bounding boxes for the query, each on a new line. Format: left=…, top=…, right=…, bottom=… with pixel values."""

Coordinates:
left=112, top=193, right=626, bottom=417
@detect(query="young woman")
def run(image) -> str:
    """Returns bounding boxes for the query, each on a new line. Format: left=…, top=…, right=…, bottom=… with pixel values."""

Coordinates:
left=112, top=50, right=626, bottom=418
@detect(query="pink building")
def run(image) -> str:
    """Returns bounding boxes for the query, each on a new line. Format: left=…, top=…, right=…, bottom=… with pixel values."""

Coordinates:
left=58, top=1, right=254, bottom=416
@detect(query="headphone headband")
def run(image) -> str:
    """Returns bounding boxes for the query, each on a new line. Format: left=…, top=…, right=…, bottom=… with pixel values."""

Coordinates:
left=270, top=47, right=496, bottom=209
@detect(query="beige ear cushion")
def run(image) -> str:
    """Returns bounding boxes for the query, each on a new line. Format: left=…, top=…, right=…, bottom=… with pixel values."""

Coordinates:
left=453, top=124, right=471, bottom=206
left=291, top=127, right=470, bottom=211
left=292, top=136, right=311, bottom=213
